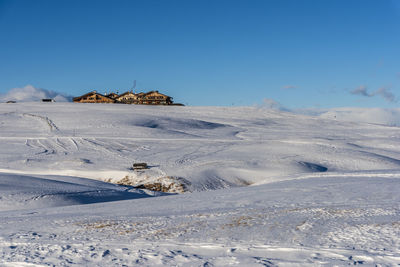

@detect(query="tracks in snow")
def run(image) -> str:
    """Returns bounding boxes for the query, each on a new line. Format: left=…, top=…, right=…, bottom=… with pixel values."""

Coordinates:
left=25, top=138, right=77, bottom=156
left=22, top=113, right=59, bottom=132
left=2, top=240, right=399, bottom=266
left=1, top=203, right=399, bottom=266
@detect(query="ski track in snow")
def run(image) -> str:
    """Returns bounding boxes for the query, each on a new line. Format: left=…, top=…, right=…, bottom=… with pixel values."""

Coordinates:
left=1, top=103, right=400, bottom=265
left=22, top=113, right=60, bottom=132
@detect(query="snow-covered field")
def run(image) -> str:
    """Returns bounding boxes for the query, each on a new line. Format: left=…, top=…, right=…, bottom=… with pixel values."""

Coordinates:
left=0, top=102, right=400, bottom=266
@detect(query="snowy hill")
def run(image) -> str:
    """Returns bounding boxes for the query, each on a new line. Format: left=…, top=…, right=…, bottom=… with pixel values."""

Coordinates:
left=1, top=103, right=400, bottom=191
left=0, top=103, right=400, bottom=265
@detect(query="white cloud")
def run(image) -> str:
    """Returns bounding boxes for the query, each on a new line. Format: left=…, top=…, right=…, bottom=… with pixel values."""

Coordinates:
left=258, top=98, right=289, bottom=111
left=0, top=85, right=72, bottom=102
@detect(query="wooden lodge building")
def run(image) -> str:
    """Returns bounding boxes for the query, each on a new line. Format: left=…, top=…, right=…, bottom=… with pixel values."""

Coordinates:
left=114, top=91, right=137, bottom=104
left=105, top=92, right=119, bottom=99
left=73, top=91, right=115, bottom=103
left=135, top=91, right=173, bottom=105
left=73, top=90, right=179, bottom=105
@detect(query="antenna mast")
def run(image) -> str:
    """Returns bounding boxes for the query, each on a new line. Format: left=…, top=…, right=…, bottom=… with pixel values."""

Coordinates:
left=131, top=80, right=136, bottom=93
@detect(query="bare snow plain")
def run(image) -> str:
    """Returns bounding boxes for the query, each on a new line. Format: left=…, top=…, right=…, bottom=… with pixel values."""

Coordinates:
left=0, top=103, right=400, bottom=266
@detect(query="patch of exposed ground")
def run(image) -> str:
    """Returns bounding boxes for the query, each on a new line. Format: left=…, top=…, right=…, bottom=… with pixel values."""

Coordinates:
left=107, top=175, right=191, bottom=193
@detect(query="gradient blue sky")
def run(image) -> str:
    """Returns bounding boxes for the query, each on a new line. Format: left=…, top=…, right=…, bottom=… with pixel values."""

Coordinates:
left=0, top=0, right=399, bottom=107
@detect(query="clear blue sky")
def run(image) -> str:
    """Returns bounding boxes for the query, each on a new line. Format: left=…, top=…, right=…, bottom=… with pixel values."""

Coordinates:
left=0, top=0, right=399, bottom=107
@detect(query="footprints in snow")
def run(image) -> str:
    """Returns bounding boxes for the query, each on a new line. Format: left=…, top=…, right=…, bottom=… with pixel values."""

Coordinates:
left=1, top=241, right=391, bottom=266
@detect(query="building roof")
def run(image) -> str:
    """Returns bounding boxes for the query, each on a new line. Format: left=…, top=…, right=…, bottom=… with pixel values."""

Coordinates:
left=105, top=93, right=119, bottom=98
left=73, top=91, right=113, bottom=101
left=143, top=91, right=172, bottom=98
left=116, top=91, right=135, bottom=98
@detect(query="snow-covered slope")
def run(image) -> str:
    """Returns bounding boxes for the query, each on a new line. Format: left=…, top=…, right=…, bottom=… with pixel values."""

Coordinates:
left=0, top=103, right=399, bottom=265
left=1, top=103, right=400, bottom=191
left=0, top=173, right=160, bottom=211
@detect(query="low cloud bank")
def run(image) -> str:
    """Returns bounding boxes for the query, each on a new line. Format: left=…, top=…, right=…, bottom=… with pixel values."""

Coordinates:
left=0, top=85, right=72, bottom=102
left=297, top=107, right=400, bottom=127
left=259, top=99, right=400, bottom=127
left=317, top=108, right=400, bottom=127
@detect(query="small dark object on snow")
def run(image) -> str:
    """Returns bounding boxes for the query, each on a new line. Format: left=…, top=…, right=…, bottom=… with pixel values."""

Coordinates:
left=6, top=100, right=16, bottom=103
left=133, top=163, right=148, bottom=170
